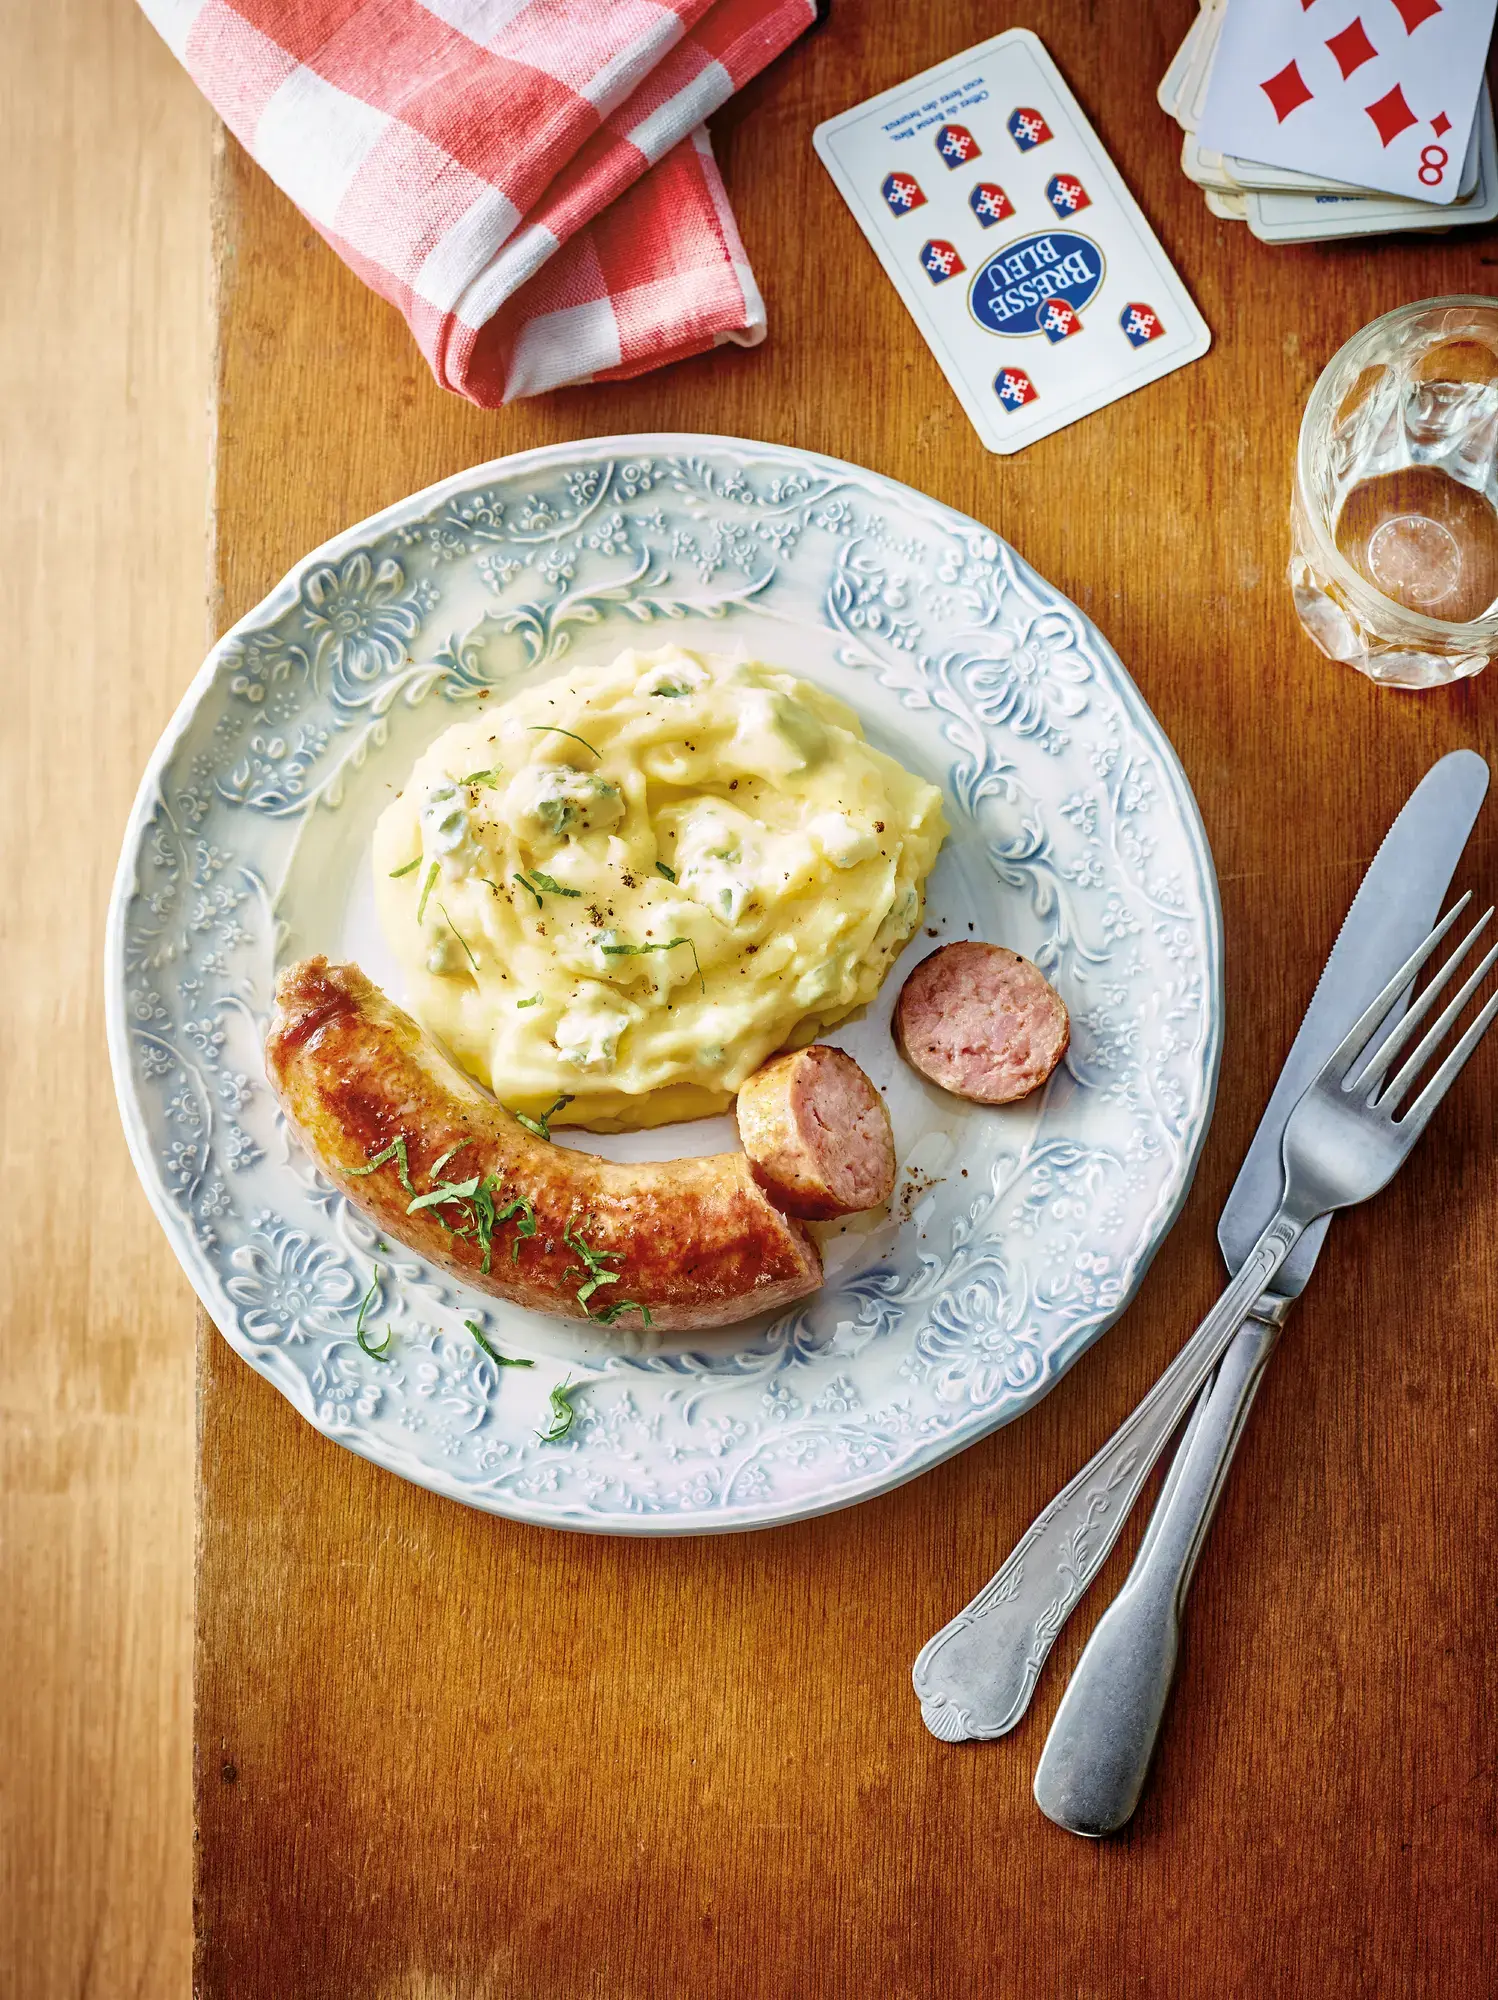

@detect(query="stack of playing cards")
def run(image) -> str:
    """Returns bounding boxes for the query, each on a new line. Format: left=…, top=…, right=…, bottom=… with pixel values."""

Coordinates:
left=1160, top=0, right=1498, bottom=243
left=814, top=30, right=1210, bottom=456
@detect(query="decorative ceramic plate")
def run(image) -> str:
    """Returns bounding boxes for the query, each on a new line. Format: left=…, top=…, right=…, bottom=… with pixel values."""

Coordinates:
left=106, top=436, right=1221, bottom=1534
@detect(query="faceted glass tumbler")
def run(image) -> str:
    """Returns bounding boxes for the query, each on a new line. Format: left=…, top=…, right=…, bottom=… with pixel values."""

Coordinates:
left=1290, top=297, right=1498, bottom=690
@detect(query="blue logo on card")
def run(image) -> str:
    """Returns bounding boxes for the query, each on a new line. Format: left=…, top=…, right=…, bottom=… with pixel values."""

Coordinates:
left=1007, top=107, right=1053, bottom=151
left=1121, top=301, right=1165, bottom=347
left=968, top=230, right=1105, bottom=337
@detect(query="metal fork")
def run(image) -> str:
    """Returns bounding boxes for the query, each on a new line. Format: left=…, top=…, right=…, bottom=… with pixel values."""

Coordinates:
left=914, top=897, right=1498, bottom=1752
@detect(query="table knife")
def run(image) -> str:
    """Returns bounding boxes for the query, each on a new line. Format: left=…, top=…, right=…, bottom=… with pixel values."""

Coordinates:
left=913, top=748, right=1490, bottom=1749
left=1032, top=748, right=1490, bottom=1833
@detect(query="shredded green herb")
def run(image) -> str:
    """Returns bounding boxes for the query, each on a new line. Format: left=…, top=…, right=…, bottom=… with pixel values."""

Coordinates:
left=354, top=1267, right=379, bottom=1330
left=459, top=767, right=503, bottom=787
left=463, top=1320, right=535, bottom=1368
left=347, top=1135, right=415, bottom=1197
left=436, top=901, right=481, bottom=971
left=526, top=724, right=599, bottom=758
left=522, top=869, right=581, bottom=899
left=347, top=1135, right=541, bottom=1282
left=512, top=872, right=542, bottom=910
left=406, top=1174, right=480, bottom=1216
left=491, top=1192, right=537, bottom=1264
left=536, top=1376, right=581, bottom=1444
left=468, top=1177, right=511, bottom=1272
left=516, top=995, right=541, bottom=1009
left=358, top=1324, right=395, bottom=1362
left=600, top=935, right=705, bottom=994
left=469, top=1178, right=500, bottom=1269
left=388, top=857, right=421, bottom=878
left=651, top=683, right=689, bottom=698
left=513, top=1093, right=574, bottom=1143
left=346, top=1137, right=536, bottom=1278
left=354, top=1266, right=394, bottom=1362
left=562, top=1221, right=623, bottom=1308
left=594, top=1298, right=653, bottom=1327
left=415, top=860, right=440, bottom=924
left=401, top=1158, right=535, bottom=1273
left=655, top=861, right=677, bottom=883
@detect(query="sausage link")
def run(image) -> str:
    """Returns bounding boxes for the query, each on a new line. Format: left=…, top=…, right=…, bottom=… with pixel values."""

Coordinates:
left=264, top=959, right=822, bottom=1333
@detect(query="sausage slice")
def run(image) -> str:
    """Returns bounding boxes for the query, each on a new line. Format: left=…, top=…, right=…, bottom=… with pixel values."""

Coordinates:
left=264, top=958, right=822, bottom=1332
left=893, top=941, right=1069, bottom=1104
left=736, top=1046, right=896, bottom=1221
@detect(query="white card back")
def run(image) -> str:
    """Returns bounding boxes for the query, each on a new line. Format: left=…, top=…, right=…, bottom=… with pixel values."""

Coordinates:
left=814, top=29, right=1211, bottom=456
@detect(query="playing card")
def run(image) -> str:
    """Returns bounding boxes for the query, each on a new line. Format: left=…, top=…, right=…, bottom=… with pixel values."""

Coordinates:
left=1176, top=1, right=1229, bottom=132
left=1181, top=136, right=1236, bottom=189
left=1224, top=151, right=1389, bottom=194
left=1226, top=144, right=1479, bottom=196
left=813, top=29, right=1210, bottom=456
left=1224, top=113, right=1482, bottom=196
left=1245, top=81, right=1497, bottom=236
left=1199, top=0, right=1496, bottom=204
left=1158, top=5, right=1214, bottom=118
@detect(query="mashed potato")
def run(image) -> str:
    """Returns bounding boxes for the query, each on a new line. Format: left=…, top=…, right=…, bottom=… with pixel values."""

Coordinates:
left=372, top=646, right=946, bottom=1129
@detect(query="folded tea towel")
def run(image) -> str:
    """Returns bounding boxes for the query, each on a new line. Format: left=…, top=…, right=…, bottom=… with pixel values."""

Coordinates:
left=141, top=0, right=815, bottom=400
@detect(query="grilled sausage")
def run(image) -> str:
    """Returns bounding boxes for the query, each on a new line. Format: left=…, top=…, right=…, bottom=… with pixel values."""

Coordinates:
left=893, top=941, right=1069, bottom=1104
left=735, top=1046, right=895, bottom=1220
left=264, top=958, right=822, bottom=1333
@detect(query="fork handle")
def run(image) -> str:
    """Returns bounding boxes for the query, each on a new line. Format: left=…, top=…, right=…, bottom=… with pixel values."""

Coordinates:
left=1031, top=1307, right=1284, bottom=1835
left=912, top=1209, right=1307, bottom=1742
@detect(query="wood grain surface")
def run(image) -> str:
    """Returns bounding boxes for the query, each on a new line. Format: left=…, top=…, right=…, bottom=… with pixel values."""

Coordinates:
left=0, top=0, right=210, bottom=1991
left=197, top=4, right=1498, bottom=1995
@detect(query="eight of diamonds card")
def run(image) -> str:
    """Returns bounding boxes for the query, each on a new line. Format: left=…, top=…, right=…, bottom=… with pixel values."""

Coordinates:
left=813, top=30, right=1210, bottom=455
left=1199, top=0, right=1497, bottom=205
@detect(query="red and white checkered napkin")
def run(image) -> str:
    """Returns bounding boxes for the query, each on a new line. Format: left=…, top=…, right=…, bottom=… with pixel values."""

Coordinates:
left=142, top=0, right=815, bottom=402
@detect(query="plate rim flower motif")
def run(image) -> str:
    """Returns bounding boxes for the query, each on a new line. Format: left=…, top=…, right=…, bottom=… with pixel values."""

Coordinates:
left=104, top=433, right=1223, bottom=1536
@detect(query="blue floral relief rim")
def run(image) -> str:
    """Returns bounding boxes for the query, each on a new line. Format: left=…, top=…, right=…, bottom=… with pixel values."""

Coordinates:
left=105, top=435, right=1222, bottom=1535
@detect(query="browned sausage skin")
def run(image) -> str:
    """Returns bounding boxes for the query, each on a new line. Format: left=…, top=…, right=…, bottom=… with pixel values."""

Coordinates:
left=736, top=1046, right=895, bottom=1220
left=264, top=958, right=822, bottom=1333
left=894, top=941, right=1070, bottom=1104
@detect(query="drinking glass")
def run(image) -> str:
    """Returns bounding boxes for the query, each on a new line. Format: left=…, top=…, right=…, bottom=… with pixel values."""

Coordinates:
left=1291, top=296, right=1498, bottom=689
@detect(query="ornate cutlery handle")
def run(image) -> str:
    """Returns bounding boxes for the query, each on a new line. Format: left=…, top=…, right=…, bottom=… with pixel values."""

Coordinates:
left=912, top=1213, right=1306, bottom=1742
left=1031, top=1308, right=1284, bottom=1834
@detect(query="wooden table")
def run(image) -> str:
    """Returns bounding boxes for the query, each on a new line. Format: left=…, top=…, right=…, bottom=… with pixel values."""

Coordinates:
left=1, top=1, right=207, bottom=1989
left=198, top=5, right=1498, bottom=1992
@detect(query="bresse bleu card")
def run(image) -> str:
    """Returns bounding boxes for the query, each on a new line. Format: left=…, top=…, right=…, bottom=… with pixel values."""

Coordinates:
left=813, top=30, right=1211, bottom=455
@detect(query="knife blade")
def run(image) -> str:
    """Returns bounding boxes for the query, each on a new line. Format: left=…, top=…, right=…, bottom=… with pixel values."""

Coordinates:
left=1218, top=747, right=1490, bottom=1296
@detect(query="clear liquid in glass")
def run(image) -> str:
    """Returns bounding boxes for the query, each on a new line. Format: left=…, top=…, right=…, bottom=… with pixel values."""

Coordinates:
left=1335, top=465, right=1498, bottom=622
left=1292, top=303, right=1498, bottom=687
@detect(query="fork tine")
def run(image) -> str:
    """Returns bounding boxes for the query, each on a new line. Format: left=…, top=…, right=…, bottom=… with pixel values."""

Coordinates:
left=1320, top=894, right=1471, bottom=1084
left=1351, top=908, right=1494, bottom=1097
left=1397, top=987, right=1498, bottom=1133
left=1380, top=937, right=1498, bottom=1112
